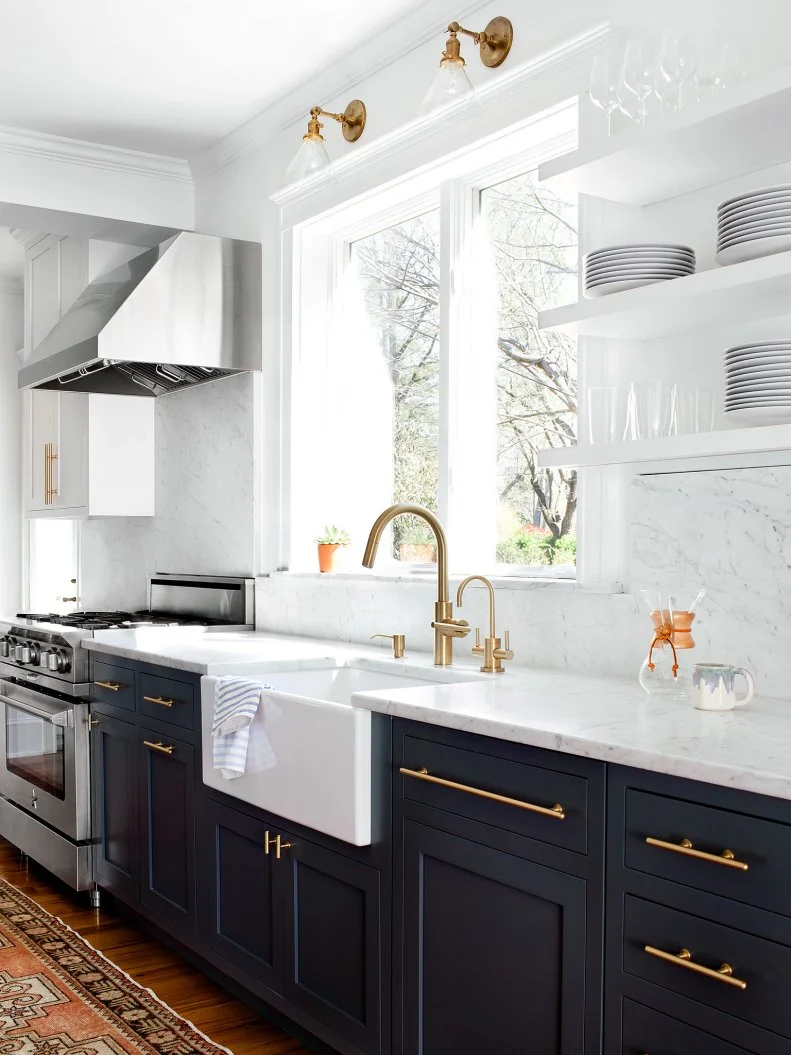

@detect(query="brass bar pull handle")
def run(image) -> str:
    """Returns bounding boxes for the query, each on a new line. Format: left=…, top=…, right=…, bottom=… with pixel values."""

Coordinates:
left=264, top=832, right=292, bottom=859
left=143, top=695, right=175, bottom=708
left=646, top=836, right=749, bottom=871
left=44, top=443, right=49, bottom=504
left=88, top=717, right=101, bottom=728
left=143, top=740, right=175, bottom=756
left=644, top=945, right=747, bottom=990
left=94, top=680, right=122, bottom=692
left=400, top=767, right=565, bottom=820
left=275, top=835, right=292, bottom=860
left=264, top=831, right=273, bottom=855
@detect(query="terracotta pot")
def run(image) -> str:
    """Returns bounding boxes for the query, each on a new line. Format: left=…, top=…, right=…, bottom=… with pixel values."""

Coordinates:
left=399, top=543, right=436, bottom=563
left=317, top=543, right=346, bottom=573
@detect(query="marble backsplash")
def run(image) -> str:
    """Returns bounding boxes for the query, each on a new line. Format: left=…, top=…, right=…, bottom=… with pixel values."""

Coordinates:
left=256, top=465, right=791, bottom=699
left=80, top=372, right=257, bottom=611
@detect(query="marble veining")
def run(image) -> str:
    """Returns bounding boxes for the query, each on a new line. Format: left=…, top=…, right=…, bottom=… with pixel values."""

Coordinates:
left=88, top=628, right=791, bottom=801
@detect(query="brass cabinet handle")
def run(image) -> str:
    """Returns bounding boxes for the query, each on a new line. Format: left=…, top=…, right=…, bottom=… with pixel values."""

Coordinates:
left=644, top=945, right=747, bottom=990
left=143, top=695, right=175, bottom=708
left=143, top=740, right=175, bottom=756
left=44, top=443, right=59, bottom=505
left=399, top=766, right=565, bottom=820
left=264, top=832, right=292, bottom=859
left=88, top=717, right=101, bottom=728
left=646, top=836, right=749, bottom=872
left=94, top=680, right=123, bottom=692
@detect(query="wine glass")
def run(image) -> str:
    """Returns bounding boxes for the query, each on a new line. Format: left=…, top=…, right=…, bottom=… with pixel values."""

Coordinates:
left=589, top=49, right=622, bottom=136
left=692, top=32, right=727, bottom=101
left=656, top=31, right=692, bottom=112
left=621, top=37, right=657, bottom=124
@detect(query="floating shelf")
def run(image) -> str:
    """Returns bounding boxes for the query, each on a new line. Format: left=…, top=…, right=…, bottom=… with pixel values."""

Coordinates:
left=538, top=250, right=791, bottom=339
left=538, top=425, right=791, bottom=470
left=538, top=65, right=791, bottom=204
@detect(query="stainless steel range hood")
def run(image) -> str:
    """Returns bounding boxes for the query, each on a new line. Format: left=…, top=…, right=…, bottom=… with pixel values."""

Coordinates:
left=18, top=233, right=262, bottom=396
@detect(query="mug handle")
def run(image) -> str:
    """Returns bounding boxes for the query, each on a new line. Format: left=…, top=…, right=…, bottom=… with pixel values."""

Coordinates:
left=733, top=668, right=755, bottom=706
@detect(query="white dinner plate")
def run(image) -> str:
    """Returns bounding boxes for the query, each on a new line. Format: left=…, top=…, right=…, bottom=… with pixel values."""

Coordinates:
left=584, top=266, right=694, bottom=280
left=717, top=224, right=791, bottom=248
left=726, top=339, right=791, bottom=352
left=584, top=272, right=689, bottom=287
left=584, top=253, right=694, bottom=268
left=718, top=212, right=791, bottom=238
left=583, top=277, right=682, bottom=297
left=724, top=394, right=791, bottom=404
left=724, top=406, right=791, bottom=422
left=725, top=349, right=791, bottom=363
left=719, top=185, right=791, bottom=210
left=726, top=386, right=791, bottom=398
left=718, top=199, right=791, bottom=225
left=717, top=235, right=791, bottom=265
left=726, top=367, right=791, bottom=382
left=584, top=242, right=694, bottom=255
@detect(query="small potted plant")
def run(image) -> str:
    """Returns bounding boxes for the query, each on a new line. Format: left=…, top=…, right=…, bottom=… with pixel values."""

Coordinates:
left=398, top=522, right=436, bottom=564
left=316, top=525, right=351, bottom=573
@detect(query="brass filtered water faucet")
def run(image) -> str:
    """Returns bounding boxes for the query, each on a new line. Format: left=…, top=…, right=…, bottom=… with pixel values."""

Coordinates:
left=457, top=574, right=514, bottom=673
left=362, top=504, right=470, bottom=666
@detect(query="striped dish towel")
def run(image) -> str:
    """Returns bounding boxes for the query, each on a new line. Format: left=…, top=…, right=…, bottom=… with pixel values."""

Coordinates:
left=212, top=676, right=273, bottom=780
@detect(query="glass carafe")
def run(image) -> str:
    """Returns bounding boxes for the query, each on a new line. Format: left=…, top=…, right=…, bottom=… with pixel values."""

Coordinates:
left=637, top=588, right=704, bottom=700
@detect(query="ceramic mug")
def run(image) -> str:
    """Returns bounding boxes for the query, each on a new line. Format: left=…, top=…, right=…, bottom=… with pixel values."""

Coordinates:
left=692, top=663, right=755, bottom=711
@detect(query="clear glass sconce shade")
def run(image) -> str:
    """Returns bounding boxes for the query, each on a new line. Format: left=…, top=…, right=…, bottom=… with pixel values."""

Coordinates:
left=419, top=58, right=475, bottom=115
left=284, top=135, right=331, bottom=184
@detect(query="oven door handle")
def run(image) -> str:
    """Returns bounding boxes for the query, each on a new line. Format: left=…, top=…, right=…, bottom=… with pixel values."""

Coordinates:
left=0, top=692, right=74, bottom=727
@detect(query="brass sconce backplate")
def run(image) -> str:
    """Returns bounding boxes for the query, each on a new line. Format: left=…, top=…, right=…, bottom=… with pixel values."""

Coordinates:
left=480, top=16, right=513, bottom=68
left=341, top=99, right=367, bottom=142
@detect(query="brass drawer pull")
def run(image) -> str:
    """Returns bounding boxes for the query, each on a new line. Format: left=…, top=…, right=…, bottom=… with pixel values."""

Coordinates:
left=94, top=680, right=123, bottom=692
left=88, top=717, right=101, bottom=729
left=399, top=766, right=565, bottom=820
left=646, top=836, right=749, bottom=872
left=644, top=945, right=747, bottom=990
left=264, top=832, right=293, bottom=859
left=143, top=695, right=175, bottom=708
left=143, top=740, right=174, bottom=756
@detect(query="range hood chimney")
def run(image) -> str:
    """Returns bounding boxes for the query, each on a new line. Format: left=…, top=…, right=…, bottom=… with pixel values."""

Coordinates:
left=18, top=233, right=262, bottom=396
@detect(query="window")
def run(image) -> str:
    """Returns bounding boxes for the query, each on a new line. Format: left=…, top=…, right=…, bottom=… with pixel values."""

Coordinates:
left=288, top=109, right=578, bottom=578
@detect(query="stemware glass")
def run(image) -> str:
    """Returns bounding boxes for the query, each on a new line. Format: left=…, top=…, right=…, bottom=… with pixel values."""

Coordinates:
left=589, top=49, right=622, bottom=136
left=655, top=31, right=692, bottom=112
left=692, top=32, right=727, bottom=101
left=621, top=37, right=658, bottom=125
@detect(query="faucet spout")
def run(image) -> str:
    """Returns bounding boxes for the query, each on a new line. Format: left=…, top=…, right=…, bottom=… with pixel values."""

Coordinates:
left=362, top=503, right=467, bottom=665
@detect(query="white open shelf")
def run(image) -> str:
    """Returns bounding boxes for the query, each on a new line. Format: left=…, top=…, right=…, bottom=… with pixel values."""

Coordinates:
left=538, top=425, right=791, bottom=470
left=538, top=249, right=791, bottom=339
left=538, top=65, right=791, bottom=204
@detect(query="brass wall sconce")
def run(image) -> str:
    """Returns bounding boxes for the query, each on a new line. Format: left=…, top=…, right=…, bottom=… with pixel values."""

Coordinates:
left=284, top=99, right=367, bottom=184
left=420, top=16, right=514, bottom=115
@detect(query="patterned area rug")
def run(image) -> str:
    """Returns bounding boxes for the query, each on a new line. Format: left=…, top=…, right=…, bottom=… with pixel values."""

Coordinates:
left=0, top=877, right=231, bottom=1055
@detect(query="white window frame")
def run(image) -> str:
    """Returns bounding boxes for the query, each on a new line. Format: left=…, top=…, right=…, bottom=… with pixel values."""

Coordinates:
left=272, top=67, right=624, bottom=589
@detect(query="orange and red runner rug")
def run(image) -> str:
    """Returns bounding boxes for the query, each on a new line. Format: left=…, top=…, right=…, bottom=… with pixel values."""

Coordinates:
left=0, top=878, right=230, bottom=1055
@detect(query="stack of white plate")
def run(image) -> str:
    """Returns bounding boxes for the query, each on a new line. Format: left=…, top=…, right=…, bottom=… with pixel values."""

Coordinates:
left=583, top=244, right=696, bottom=299
left=717, top=185, right=791, bottom=265
left=724, top=341, right=791, bottom=422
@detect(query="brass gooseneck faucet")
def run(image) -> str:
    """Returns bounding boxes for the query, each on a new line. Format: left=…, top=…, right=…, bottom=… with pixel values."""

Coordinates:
left=362, top=504, right=470, bottom=666
left=456, top=574, right=514, bottom=673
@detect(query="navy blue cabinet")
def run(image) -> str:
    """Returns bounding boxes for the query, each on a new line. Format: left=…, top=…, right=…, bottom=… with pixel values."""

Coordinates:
left=393, top=719, right=606, bottom=1055
left=91, top=710, right=138, bottom=902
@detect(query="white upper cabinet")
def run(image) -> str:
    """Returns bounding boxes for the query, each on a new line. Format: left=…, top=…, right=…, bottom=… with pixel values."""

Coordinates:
left=22, top=234, right=155, bottom=518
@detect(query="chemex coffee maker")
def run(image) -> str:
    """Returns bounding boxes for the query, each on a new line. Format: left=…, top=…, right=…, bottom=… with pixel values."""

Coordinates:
left=638, top=587, right=706, bottom=700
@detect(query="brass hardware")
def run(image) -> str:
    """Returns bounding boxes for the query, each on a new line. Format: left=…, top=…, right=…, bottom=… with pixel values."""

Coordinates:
left=646, top=836, right=749, bottom=871
left=44, top=442, right=59, bottom=505
left=363, top=504, right=469, bottom=666
left=275, top=835, right=292, bottom=860
left=436, top=16, right=513, bottom=71
left=400, top=766, right=565, bottom=819
left=143, top=695, right=175, bottom=708
left=88, top=717, right=101, bottom=728
left=143, top=740, right=175, bottom=756
left=264, top=831, right=292, bottom=859
left=644, top=945, right=747, bottom=990
left=300, top=99, right=366, bottom=145
left=456, top=575, right=514, bottom=673
left=59, top=597, right=78, bottom=603
left=371, top=633, right=406, bottom=659
left=94, top=680, right=122, bottom=692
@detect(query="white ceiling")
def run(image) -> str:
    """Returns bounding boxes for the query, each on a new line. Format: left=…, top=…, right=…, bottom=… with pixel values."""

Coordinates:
left=0, top=0, right=426, bottom=158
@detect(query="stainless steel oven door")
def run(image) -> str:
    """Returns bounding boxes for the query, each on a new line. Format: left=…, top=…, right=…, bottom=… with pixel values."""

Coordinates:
left=0, top=680, right=90, bottom=843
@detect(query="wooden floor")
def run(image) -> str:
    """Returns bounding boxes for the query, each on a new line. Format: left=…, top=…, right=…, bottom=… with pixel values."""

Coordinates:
left=0, top=839, right=312, bottom=1055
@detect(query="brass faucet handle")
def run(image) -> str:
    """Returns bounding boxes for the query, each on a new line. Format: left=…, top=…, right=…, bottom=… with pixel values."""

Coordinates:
left=371, top=633, right=406, bottom=659
left=471, top=627, right=485, bottom=656
left=431, top=618, right=470, bottom=639
left=493, top=630, right=514, bottom=662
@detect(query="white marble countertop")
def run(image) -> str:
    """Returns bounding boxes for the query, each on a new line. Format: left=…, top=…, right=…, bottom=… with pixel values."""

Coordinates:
left=85, top=628, right=791, bottom=800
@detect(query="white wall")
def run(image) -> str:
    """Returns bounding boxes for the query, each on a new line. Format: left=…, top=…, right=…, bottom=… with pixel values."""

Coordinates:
left=0, top=291, right=24, bottom=613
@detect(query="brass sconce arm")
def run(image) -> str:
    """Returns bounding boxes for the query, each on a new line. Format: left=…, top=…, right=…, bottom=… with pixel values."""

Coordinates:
left=441, top=16, right=513, bottom=68
left=307, top=100, right=367, bottom=143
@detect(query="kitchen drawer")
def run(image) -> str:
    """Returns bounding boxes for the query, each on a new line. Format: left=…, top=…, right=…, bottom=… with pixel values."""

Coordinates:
left=92, top=659, right=135, bottom=712
left=623, top=894, right=791, bottom=1039
left=400, top=732, right=588, bottom=854
left=621, top=997, right=756, bottom=1055
left=139, top=673, right=195, bottom=731
left=625, top=788, right=791, bottom=917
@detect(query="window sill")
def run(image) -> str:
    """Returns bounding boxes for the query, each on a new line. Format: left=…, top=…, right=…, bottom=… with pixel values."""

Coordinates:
left=264, top=570, right=623, bottom=595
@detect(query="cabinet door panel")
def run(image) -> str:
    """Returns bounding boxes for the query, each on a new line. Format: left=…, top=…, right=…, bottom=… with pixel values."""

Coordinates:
left=56, top=393, right=88, bottom=511
left=92, top=712, right=138, bottom=904
left=28, top=391, right=59, bottom=512
left=400, top=819, right=587, bottom=1055
left=203, top=799, right=283, bottom=996
left=284, top=837, right=381, bottom=1054
left=140, top=728, right=195, bottom=934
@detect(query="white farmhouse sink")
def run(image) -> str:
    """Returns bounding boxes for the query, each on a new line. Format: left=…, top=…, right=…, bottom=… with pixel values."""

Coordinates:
left=201, top=660, right=479, bottom=846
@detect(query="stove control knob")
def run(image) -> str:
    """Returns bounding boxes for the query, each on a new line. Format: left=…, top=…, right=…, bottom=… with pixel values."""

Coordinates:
left=0, top=637, right=10, bottom=658
left=47, top=649, right=71, bottom=674
left=14, top=644, right=25, bottom=663
left=19, top=645, right=31, bottom=664
left=27, top=643, right=40, bottom=666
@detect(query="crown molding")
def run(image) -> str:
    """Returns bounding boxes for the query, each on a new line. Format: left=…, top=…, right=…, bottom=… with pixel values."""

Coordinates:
left=190, top=0, right=484, bottom=182
left=0, top=284, right=22, bottom=296
left=270, top=23, right=611, bottom=210
left=0, top=125, right=191, bottom=184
